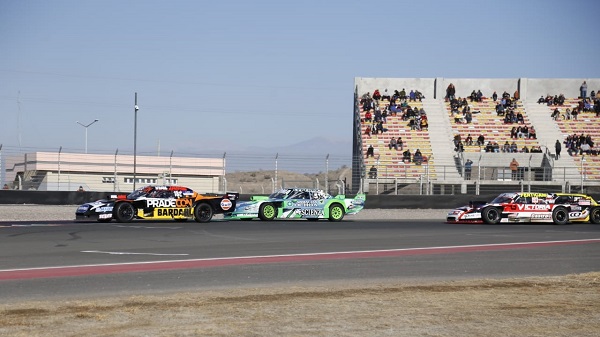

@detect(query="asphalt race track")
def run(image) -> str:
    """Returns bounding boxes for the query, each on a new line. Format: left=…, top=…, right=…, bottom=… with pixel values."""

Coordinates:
left=1, top=218, right=599, bottom=302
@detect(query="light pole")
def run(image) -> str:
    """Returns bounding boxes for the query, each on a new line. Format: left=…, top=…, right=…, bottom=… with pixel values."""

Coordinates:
left=133, top=93, right=139, bottom=191
left=76, top=119, right=99, bottom=153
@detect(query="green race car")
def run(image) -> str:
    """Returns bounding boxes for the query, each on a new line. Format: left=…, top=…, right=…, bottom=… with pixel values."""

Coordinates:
left=223, top=188, right=366, bottom=222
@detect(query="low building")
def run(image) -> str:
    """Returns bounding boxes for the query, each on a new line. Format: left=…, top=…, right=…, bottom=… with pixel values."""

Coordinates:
left=5, top=152, right=225, bottom=193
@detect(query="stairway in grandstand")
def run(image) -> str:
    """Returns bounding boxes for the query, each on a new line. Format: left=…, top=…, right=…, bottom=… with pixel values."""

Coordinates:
left=422, top=99, right=462, bottom=181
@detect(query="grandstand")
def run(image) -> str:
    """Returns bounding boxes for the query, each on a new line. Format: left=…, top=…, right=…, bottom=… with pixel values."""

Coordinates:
left=353, top=78, right=600, bottom=194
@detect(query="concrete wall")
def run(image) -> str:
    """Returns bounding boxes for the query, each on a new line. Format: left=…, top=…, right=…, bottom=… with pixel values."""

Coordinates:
left=355, top=78, right=600, bottom=102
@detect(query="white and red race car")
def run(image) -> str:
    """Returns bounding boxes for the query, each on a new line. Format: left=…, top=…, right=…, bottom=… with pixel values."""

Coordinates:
left=447, top=192, right=600, bottom=225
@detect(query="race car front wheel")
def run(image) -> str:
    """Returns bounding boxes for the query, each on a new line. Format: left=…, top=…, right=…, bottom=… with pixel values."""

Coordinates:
left=589, top=207, right=600, bottom=224
left=481, top=207, right=501, bottom=224
left=114, top=203, right=135, bottom=223
left=194, top=203, right=214, bottom=223
left=328, top=204, right=345, bottom=222
left=259, top=203, right=276, bottom=221
left=552, top=206, right=569, bottom=225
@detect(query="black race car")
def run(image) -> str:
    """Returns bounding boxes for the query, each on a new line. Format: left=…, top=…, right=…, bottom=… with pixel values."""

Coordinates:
left=75, top=185, right=238, bottom=223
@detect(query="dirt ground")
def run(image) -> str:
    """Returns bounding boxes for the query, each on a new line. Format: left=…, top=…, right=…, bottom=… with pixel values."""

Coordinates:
left=1, top=272, right=599, bottom=337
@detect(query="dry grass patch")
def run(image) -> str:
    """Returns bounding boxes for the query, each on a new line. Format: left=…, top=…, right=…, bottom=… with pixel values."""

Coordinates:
left=1, top=272, right=599, bottom=336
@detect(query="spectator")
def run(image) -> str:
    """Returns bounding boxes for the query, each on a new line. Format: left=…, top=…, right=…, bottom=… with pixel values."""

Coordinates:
left=409, top=90, right=416, bottom=101
left=368, top=166, right=378, bottom=179
left=510, top=141, right=518, bottom=153
left=465, top=111, right=472, bottom=124
left=402, top=149, right=411, bottom=163
left=364, top=110, right=372, bottom=123
left=513, top=90, right=520, bottom=100
left=580, top=81, right=588, bottom=99
left=413, top=149, right=423, bottom=165
left=373, top=89, right=381, bottom=101
left=572, top=108, right=579, bottom=121
left=528, top=126, right=537, bottom=139
left=551, top=108, right=560, bottom=120
left=492, top=91, right=498, bottom=101
left=465, top=134, right=473, bottom=146
left=446, top=83, right=456, bottom=101
left=364, top=125, right=372, bottom=138
left=537, top=95, right=546, bottom=104
left=477, top=134, right=485, bottom=146
left=388, top=137, right=398, bottom=150
left=509, top=158, right=520, bottom=180
left=555, top=140, right=562, bottom=159
left=2, top=184, right=9, bottom=190
left=396, top=137, right=404, bottom=151
left=522, top=145, right=530, bottom=153
left=366, top=145, right=374, bottom=158
left=399, top=88, right=407, bottom=100
left=510, top=126, right=517, bottom=139
left=516, top=111, right=524, bottom=124
left=502, top=141, right=511, bottom=153
left=77, top=186, right=85, bottom=192
left=464, top=159, right=473, bottom=180
left=485, top=141, right=494, bottom=152
left=381, top=89, right=391, bottom=101
left=493, top=142, right=500, bottom=153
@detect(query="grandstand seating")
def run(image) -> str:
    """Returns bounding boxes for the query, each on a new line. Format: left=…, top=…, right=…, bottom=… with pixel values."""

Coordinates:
left=444, top=98, right=542, bottom=153
left=358, top=90, right=598, bottom=183
left=360, top=99, right=436, bottom=180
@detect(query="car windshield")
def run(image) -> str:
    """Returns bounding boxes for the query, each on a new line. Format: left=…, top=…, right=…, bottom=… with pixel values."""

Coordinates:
left=127, top=187, right=153, bottom=200
left=490, top=193, right=516, bottom=204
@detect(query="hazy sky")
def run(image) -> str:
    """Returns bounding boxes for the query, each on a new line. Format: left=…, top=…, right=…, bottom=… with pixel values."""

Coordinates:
left=1, top=0, right=599, bottom=157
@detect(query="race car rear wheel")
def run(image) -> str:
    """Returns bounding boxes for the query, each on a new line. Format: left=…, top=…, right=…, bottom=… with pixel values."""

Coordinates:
left=259, top=203, right=276, bottom=221
left=194, top=203, right=214, bottom=223
left=552, top=206, right=569, bottom=225
left=481, top=207, right=501, bottom=224
left=590, top=207, right=600, bottom=224
left=328, top=204, right=345, bottom=222
left=114, top=202, right=135, bottom=223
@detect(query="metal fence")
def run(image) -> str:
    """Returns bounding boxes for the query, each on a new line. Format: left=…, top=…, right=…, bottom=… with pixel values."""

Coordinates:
left=2, top=145, right=599, bottom=195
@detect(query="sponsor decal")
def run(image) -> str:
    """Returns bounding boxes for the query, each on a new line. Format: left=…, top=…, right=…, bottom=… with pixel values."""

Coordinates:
left=295, top=201, right=319, bottom=207
left=221, top=198, right=232, bottom=210
left=299, top=209, right=323, bottom=216
left=176, top=198, right=193, bottom=208
left=530, top=214, right=551, bottom=220
left=155, top=208, right=191, bottom=217
left=99, top=213, right=112, bottom=219
left=520, top=193, right=550, bottom=198
left=97, top=206, right=113, bottom=213
left=578, top=200, right=591, bottom=206
left=462, top=213, right=481, bottom=219
left=146, top=198, right=177, bottom=208
left=569, top=212, right=583, bottom=218
left=515, top=204, right=550, bottom=211
left=168, top=186, right=188, bottom=191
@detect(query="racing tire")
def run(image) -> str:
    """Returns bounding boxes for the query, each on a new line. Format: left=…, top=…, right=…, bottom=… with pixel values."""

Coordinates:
left=328, top=203, right=345, bottom=222
left=259, top=203, right=276, bottom=221
left=590, top=207, right=600, bottom=224
left=194, top=203, right=214, bottom=223
left=114, top=202, right=135, bottom=223
left=481, top=207, right=501, bottom=224
left=552, top=206, right=569, bottom=225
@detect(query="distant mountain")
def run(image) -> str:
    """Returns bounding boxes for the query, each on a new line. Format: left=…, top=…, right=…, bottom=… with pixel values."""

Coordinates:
left=244, top=137, right=352, bottom=156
